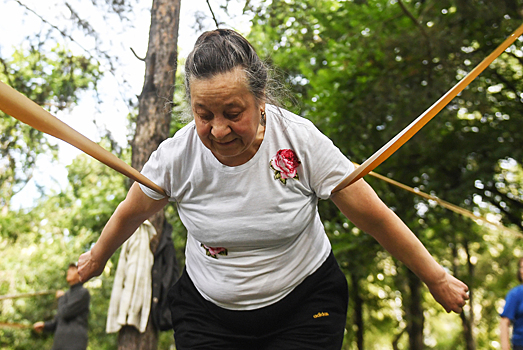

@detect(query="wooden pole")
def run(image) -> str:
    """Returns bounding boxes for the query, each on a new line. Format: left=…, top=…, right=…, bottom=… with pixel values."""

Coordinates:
left=0, top=81, right=167, bottom=196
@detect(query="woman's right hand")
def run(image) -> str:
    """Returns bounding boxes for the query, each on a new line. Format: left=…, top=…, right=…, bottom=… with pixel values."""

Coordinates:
left=77, top=250, right=105, bottom=282
left=76, top=184, right=168, bottom=283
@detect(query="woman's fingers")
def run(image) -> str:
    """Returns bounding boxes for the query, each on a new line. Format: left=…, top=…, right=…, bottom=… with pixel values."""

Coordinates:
left=429, top=273, right=469, bottom=313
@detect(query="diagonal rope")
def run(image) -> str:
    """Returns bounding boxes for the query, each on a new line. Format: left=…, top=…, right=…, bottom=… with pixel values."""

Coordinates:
left=333, top=23, right=523, bottom=192
left=360, top=163, right=523, bottom=238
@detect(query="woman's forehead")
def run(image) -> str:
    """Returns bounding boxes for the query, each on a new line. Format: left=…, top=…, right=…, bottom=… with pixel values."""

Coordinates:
left=190, top=69, right=253, bottom=107
left=190, top=67, right=247, bottom=87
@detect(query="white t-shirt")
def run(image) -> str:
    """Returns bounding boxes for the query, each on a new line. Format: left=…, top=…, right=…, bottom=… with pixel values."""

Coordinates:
left=140, top=105, right=354, bottom=310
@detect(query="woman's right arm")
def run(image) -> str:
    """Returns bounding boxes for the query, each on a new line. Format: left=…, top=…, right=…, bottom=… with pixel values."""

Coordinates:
left=77, top=182, right=168, bottom=282
left=500, top=316, right=511, bottom=350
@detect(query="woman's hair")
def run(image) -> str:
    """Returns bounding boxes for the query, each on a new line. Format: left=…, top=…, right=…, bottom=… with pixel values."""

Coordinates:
left=184, top=29, right=269, bottom=105
left=518, top=257, right=523, bottom=283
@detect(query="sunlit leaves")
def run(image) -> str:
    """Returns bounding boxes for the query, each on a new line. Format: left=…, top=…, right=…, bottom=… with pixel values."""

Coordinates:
left=0, top=143, right=125, bottom=349
left=0, top=45, right=101, bottom=209
left=250, top=0, right=523, bottom=348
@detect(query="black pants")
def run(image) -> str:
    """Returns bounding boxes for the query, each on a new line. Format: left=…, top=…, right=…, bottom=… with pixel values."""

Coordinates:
left=168, top=251, right=348, bottom=350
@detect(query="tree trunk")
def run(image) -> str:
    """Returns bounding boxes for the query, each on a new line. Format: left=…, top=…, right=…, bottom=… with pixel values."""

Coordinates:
left=350, top=272, right=364, bottom=350
left=452, top=241, right=476, bottom=350
left=405, top=269, right=424, bottom=350
left=118, top=322, right=158, bottom=350
left=119, top=0, right=181, bottom=348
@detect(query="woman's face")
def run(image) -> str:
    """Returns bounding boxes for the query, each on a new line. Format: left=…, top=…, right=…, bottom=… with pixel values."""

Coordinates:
left=190, top=67, right=265, bottom=166
left=519, top=260, right=523, bottom=282
left=66, top=266, right=80, bottom=285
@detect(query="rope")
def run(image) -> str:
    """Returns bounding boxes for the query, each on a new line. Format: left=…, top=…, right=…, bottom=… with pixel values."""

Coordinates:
left=361, top=163, right=523, bottom=238
left=0, top=322, right=31, bottom=329
left=0, top=290, right=56, bottom=301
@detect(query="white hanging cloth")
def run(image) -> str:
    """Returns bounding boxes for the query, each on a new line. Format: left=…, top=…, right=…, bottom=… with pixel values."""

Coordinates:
left=106, top=220, right=156, bottom=333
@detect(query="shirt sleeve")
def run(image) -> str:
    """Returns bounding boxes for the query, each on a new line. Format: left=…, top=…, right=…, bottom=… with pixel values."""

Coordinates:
left=139, top=145, right=172, bottom=201
left=501, top=288, right=520, bottom=321
left=139, top=123, right=196, bottom=201
left=43, top=318, right=57, bottom=332
left=301, top=124, right=354, bottom=200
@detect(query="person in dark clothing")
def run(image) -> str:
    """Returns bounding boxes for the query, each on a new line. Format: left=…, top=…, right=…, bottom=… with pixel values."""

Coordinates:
left=33, top=263, right=90, bottom=350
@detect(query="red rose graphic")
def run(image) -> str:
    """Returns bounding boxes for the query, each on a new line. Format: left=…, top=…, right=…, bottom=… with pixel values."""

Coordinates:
left=270, top=149, right=301, bottom=184
left=201, top=244, right=228, bottom=259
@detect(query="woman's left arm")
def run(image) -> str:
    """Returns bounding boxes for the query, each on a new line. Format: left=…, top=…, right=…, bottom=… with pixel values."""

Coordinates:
left=331, top=179, right=469, bottom=313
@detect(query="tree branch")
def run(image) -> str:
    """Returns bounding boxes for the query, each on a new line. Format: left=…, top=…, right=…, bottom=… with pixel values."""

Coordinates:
left=206, top=0, right=220, bottom=28
left=130, top=47, right=146, bottom=62
left=397, top=0, right=433, bottom=85
left=14, top=0, right=95, bottom=62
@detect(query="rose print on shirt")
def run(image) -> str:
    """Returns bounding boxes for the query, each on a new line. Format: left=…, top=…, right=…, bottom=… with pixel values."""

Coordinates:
left=201, top=244, right=228, bottom=259
left=270, top=149, right=301, bottom=185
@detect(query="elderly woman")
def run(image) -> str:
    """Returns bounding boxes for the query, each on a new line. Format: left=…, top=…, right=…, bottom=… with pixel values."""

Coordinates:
left=500, top=258, right=523, bottom=350
left=78, top=29, right=469, bottom=349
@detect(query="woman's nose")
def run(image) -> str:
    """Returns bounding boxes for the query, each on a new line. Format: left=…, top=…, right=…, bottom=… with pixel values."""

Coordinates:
left=210, top=118, right=231, bottom=139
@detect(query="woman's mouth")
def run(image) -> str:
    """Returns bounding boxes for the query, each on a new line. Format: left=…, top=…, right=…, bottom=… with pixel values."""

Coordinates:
left=214, top=139, right=236, bottom=146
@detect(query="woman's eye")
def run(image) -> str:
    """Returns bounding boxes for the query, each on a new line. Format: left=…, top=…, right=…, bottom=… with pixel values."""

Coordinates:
left=225, top=112, right=240, bottom=119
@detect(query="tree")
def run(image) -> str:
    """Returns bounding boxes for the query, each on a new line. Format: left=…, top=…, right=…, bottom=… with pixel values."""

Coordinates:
left=1, top=0, right=181, bottom=347
left=117, top=0, right=181, bottom=348
left=4, top=0, right=523, bottom=348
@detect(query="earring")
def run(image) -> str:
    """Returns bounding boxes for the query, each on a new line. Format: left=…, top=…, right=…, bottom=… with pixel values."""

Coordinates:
left=260, top=110, right=266, bottom=126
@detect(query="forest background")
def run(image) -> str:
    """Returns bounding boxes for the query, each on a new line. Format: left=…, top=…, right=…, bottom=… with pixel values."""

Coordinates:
left=1, top=0, right=523, bottom=349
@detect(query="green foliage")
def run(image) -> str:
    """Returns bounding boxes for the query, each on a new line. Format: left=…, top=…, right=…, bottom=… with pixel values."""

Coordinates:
left=0, top=213, right=119, bottom=350
left=66, top=141, right=129, bottom=239
left=0, top=141, right=126, bottom=349
left=250, top=0, right=523, bottom=348
left=0, top=44, right=101, bottom=210
left=0, top=38, right=186, bottom=347
left=4, top=0, right=523, bottom=349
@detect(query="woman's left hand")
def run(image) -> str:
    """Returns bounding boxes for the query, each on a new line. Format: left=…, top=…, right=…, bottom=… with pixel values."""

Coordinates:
left=331, top=179, right=470, bottom=314
left=426, top=271, right=469, bottom=313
